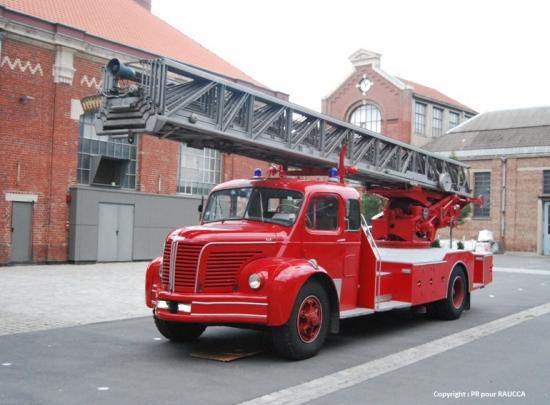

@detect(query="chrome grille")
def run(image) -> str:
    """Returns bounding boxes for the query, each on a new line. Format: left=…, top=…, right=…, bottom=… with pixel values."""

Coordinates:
left=161, top=241, right=171, bottom=286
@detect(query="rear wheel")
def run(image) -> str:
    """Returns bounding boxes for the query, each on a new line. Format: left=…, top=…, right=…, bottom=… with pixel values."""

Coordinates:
left=154, top=316, right=206, bottom=342
left=272, top=280, right=330, bottom=360
left=430, top=266, right=467, bottom=320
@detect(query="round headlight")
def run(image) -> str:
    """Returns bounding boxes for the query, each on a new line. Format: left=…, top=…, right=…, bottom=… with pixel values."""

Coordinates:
left=248, top=273, right=262, bottom=290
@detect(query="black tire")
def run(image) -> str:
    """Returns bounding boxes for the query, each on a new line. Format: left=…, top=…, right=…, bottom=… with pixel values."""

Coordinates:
left=272, top=280, right=330, bottom=360
left=432, top=266, right=467, bottom=320
left=154, top=316, right=206, bottom=342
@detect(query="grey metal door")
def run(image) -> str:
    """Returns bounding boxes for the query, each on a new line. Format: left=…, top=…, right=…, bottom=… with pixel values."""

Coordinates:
left=10, top=202, right=33, bottom=262
left=98, top=203, right=134, bottom=261
left=117, top=205, right=134, bottom=261
left=544, top=202, right=550, bottom=255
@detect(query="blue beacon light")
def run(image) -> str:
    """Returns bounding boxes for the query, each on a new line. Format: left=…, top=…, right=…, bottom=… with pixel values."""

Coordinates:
left=329, top=167, right=338, bottom=178
left=253, top=168, right=262, bottom=178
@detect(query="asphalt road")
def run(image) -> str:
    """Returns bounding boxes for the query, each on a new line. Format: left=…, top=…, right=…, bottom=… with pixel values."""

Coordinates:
left=1, top=263, right=549, bottom=404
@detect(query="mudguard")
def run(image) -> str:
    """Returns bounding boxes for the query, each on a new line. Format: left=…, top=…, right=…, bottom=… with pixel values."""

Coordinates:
left=145, top=256, right=162, bottom=308
left=240, top=258, right=339, bottom=328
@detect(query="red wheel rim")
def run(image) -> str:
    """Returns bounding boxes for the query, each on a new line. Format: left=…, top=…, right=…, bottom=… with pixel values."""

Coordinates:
left=452, top=276, right=465, bottom=309
left=297, top=295, right=322, bottom=343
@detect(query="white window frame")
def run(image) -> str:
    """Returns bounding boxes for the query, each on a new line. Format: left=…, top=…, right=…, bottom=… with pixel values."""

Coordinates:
left=349, top=104, right=382, bottom=133
left=177, top=143, right=222, bottom=196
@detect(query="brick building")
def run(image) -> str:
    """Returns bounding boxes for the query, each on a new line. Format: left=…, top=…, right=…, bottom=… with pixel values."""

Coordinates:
left=322, top=49, right=477, bottom=147
left=0, top=0, right=281, bottom=264
left=424, top=106, right=550, bottom=255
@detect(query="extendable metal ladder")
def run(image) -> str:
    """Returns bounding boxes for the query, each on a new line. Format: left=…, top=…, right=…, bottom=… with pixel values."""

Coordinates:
left=96, top=57, right=471, bottom=196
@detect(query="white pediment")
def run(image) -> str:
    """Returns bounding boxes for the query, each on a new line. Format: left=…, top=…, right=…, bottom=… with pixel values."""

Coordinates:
left=349, top=49, right=382, bottom=68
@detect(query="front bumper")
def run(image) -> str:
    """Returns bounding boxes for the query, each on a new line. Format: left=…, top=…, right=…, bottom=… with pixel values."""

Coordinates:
left=153, top=291, right=269, bottom=324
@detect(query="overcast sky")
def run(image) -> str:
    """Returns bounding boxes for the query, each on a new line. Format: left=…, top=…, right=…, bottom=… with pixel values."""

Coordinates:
left=153, top=0, right=549, bottom=114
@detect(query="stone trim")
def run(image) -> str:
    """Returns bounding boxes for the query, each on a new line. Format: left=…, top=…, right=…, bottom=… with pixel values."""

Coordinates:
left=5, top=192, right=38, bottom=203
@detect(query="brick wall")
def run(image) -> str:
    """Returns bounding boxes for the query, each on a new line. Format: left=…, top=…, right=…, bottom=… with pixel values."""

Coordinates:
left=137, top=136, right=179, bottom=194
left=0, top=38, right=56, bottom=263
left=438, top=156, right=550, bottom=253
left=223, top=155, right=269, bottom=181
left=0, top=36, right=273, bottom=263
left=322, top=65, right=412, bottom=144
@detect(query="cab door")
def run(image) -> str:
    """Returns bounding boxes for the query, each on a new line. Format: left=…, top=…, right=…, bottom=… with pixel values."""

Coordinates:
left=302, top=193, right=345, bottom=293
left=340, top=198, right=362, bottom=308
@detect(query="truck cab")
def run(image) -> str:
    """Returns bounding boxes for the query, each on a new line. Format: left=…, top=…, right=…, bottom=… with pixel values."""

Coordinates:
left=146, top=174, right=361, bottom=359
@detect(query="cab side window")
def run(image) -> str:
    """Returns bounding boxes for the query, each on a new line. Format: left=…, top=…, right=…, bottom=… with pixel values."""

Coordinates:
left=346, top=199, right=361, bottom=231
left=306, top=196, right=339, bottom=231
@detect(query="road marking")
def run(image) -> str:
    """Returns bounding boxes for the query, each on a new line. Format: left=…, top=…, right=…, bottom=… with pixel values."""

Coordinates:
left=238, top=302, right=550, bottom=405
left=494, top=267, right=550, bottom=276
left=97, top=387, right=110, bottom=391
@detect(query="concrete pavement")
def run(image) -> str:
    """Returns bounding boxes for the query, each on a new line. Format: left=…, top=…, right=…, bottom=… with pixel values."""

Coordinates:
left=0, top=264, right=549, bottom=405
left=0, top=262, right=150, bottom=336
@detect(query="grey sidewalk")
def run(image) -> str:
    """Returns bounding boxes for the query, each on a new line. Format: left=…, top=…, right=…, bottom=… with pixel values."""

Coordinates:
left=0, top=262, right=150, bottom=336
left=493, top=253, right=550, bottom=270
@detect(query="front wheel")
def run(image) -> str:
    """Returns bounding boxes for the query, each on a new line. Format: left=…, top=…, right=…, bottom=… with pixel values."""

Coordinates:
left=272, top=280, right=330, bottom=360
left=429, top=266, right=467, bottom=320
left=154, top=316, right=206, bottom=342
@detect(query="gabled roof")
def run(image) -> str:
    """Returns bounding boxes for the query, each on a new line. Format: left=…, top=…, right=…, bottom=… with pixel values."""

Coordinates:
left=324, top=49, right=476, bottom=114
left=449, top=106, right=550, bottom=133
left=0, top=0, right=259, bottom=85
left=424, top=106, right=550, bottom=154
left=399, top=78, right=476, bottom=113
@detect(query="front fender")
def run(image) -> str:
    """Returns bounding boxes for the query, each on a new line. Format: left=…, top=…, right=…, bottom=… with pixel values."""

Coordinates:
left=268, top=259, right=332, bottom=327
left=145, top=256, right=162, bottom=308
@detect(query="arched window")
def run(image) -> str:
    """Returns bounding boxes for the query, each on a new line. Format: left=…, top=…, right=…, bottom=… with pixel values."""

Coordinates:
left=349, top=104, right=381, bottom=133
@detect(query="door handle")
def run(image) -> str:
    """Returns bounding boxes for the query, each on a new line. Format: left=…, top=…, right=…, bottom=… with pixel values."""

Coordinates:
left=337, top=238, right=345, bottom=244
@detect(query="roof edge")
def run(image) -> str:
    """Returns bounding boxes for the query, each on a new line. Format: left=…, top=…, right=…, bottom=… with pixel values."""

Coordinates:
left=431, top=146, right=550, bottom=159
left=0, top=4, right=279, bottom=96
left=412, top=93, right=477, bottom=115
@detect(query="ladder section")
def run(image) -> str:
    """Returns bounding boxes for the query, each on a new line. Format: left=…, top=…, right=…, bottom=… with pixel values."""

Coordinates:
left=96, top=57, right=472, bottom=196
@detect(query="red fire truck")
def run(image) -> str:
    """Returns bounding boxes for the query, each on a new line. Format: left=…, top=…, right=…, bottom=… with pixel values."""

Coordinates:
left=94, top=58, right=493, bottom=360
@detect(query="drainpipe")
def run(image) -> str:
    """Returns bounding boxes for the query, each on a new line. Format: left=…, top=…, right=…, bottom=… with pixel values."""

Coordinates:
left=500, top=157, right=507, bottom=251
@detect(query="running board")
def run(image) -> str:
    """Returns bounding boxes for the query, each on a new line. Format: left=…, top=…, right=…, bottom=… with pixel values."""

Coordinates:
left=340, top=307, right=375, bottom=319
left=376, top=300, right=411, bottom=312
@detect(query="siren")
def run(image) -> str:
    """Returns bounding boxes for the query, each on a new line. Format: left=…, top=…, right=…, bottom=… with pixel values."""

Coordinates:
left=253, top=168, right=262, bottom=178
left=106, top=58, right=137, bottom=80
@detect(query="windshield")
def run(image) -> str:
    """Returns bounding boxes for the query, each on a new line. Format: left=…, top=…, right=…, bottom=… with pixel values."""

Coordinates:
left=203, top=187, right=304, bottom=226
